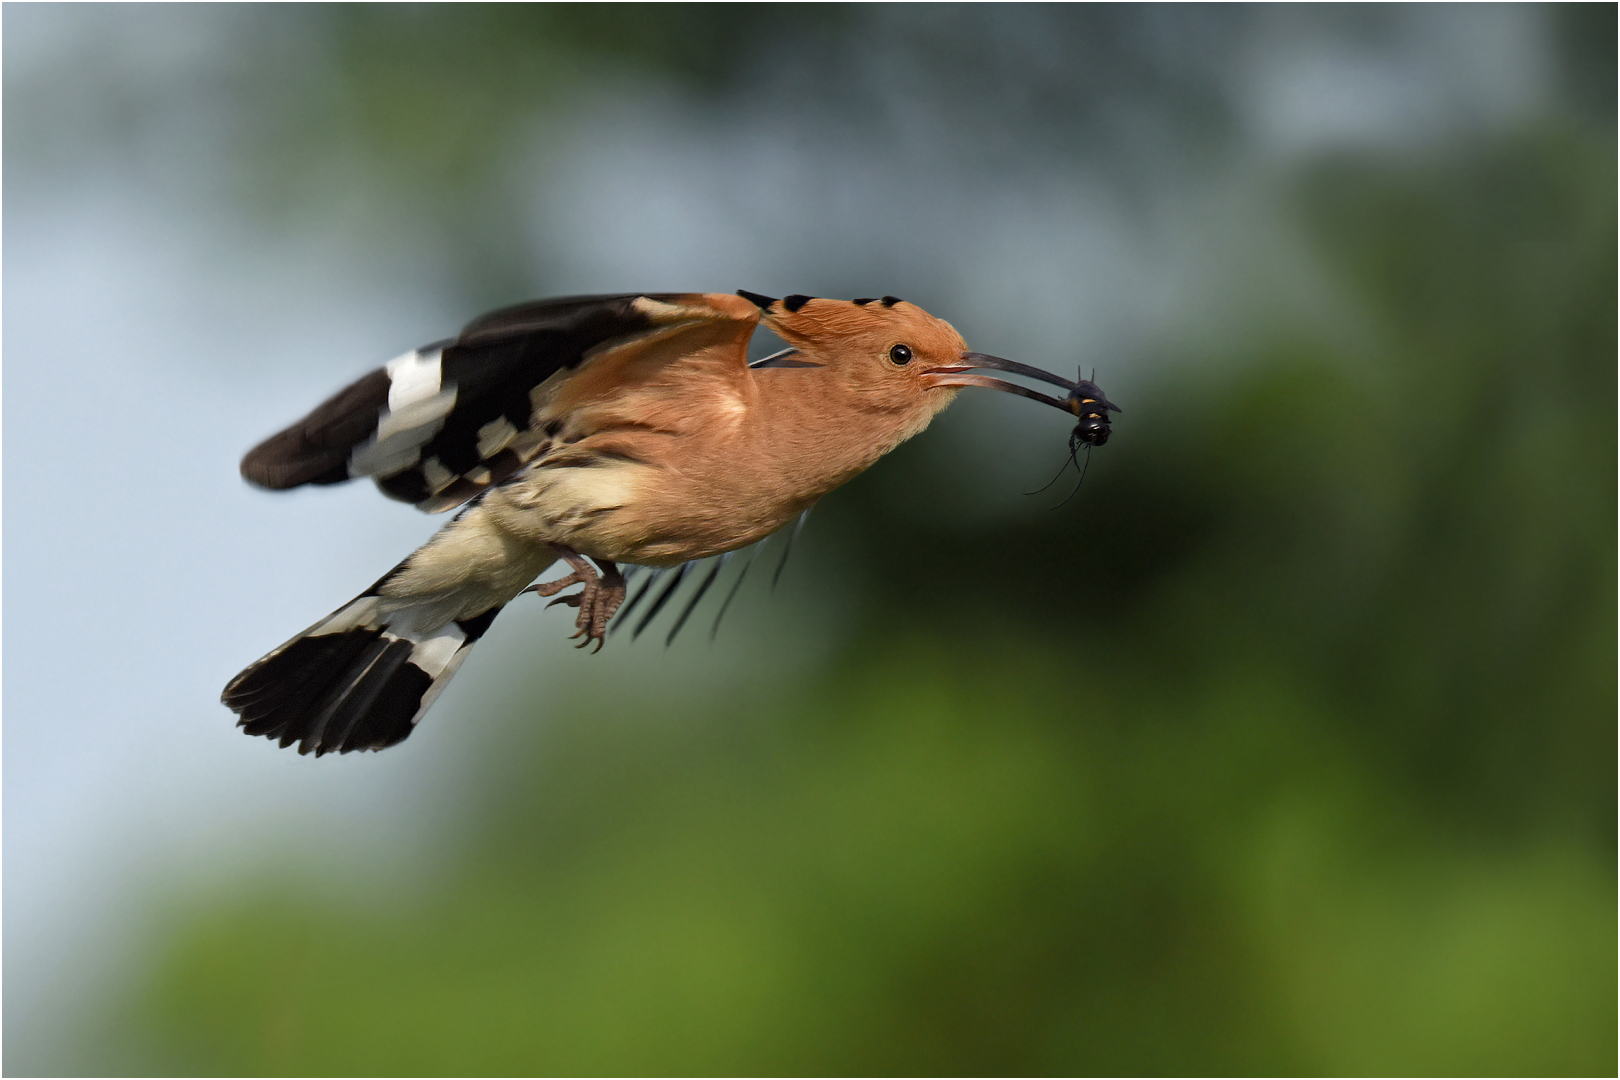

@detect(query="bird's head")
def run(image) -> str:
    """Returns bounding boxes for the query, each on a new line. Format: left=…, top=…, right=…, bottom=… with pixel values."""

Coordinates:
left=742, top=293, right=969, bottom=424
left=737, top=290, right=1120, bottom=433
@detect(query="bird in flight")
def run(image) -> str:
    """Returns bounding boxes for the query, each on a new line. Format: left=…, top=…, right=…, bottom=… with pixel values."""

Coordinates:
left=222, top=291, right=1119, bottom=756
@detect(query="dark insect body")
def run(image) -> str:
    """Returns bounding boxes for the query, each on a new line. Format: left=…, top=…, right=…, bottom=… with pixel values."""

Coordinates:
left=1022, top=370, right=1122, bottom=507
left=1066, top=377, right=1119, bottom=447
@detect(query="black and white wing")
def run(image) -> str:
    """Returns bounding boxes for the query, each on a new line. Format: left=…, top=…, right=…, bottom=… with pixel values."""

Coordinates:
left=239, top=292, right=761, bottom=514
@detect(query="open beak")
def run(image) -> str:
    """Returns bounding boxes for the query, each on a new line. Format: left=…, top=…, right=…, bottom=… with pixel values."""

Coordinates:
left=922, top=352, right=1123, bottom=418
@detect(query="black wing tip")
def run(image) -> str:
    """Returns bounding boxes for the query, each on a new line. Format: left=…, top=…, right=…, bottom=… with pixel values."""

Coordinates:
left=239, top=437, right=352, bottom=490
left=238, top=367, right=392, bottom=491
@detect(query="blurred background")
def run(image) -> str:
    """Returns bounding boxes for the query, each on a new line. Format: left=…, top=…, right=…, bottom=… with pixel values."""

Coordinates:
left=4, top=4, right=1613, bottom=1074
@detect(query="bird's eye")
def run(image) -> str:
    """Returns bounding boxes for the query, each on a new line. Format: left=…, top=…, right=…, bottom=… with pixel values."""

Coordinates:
left=889, top=344, right=913, bottom=365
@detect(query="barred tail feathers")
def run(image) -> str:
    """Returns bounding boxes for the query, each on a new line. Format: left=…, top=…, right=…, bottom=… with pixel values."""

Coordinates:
left=223, top=506, right=560, bottom=755
left=221, top=590, right=504, bottom=756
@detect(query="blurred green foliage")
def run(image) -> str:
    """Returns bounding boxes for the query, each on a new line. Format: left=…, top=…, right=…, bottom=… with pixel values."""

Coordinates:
left=66, top=8, right=1614, bottom=1076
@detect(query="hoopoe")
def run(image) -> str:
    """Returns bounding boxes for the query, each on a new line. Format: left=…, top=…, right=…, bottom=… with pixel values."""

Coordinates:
left=223, top=291, right=1119, bottom=755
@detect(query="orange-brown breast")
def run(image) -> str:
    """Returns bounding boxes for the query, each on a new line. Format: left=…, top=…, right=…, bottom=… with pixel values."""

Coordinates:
left=490, top=294, right=968, bottom=567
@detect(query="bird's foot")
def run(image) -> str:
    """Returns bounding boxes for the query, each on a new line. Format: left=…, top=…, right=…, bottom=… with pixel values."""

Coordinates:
left=526, top=550, right=625, bottom=652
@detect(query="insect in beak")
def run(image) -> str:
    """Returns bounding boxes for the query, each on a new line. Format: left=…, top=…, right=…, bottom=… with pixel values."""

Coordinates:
left=923, top=353, right=1122, bottom=508
left=922, top=352, right=1122, bottom=440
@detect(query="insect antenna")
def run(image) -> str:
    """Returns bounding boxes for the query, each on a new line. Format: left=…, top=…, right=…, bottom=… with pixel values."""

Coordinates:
left=1024, top=453, right=1075, bottom=496
left=1049, top=441, right=1092, bottom=509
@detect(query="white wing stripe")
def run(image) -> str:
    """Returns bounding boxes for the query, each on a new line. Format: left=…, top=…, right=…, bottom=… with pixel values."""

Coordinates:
left=347, top=349, right=459, bottom=479
left=385, top=348, right=444, bottom=408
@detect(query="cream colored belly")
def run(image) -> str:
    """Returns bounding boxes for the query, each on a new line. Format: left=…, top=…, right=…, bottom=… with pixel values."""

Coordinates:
left=485, top=457, right=804, bottom=567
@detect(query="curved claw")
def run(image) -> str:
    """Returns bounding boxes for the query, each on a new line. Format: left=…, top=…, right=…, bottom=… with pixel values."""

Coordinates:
left=529, top=548, right=626, bottom=652
left=528, top=549, right=625, bottom=652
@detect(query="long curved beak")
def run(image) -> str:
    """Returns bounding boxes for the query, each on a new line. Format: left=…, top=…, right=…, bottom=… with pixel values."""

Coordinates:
left=922, top=352, right=1123, bottom=417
